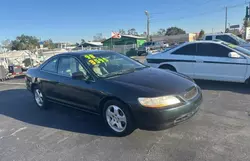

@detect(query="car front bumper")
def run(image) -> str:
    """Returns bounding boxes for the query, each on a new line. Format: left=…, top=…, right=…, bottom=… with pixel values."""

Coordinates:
left=131, top=90, right=202, bottom=128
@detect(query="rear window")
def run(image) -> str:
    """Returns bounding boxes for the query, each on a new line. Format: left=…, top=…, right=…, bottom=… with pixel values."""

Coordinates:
left=205, top=36, right=213, bottom=40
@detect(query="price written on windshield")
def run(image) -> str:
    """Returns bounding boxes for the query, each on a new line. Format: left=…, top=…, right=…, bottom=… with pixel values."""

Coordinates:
left=84, top=54, right=109, bottom=65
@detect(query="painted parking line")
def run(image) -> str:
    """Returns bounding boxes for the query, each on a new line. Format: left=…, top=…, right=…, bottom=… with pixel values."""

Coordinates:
left=0, top=82, right=25, bottom=85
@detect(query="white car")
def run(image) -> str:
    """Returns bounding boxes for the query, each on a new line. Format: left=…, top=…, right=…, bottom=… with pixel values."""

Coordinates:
left=145, top=41, right=250, bottom=83
left=203, top=33, right=250, bottom=50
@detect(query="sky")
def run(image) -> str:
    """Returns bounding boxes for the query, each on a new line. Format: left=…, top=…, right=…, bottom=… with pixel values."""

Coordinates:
left=0, top=0, right=247, bottom=43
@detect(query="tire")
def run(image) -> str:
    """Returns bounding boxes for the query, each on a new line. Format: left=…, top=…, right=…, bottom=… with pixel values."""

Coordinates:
left=159, top=65, right=176, bottom=72
left=103, top=100, right=135, bottom=136
left=33, top=86, right=49, bottom=109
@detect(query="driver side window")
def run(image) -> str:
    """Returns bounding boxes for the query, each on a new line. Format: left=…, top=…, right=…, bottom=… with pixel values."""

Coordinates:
left=58, top=57, right=88, bottom=77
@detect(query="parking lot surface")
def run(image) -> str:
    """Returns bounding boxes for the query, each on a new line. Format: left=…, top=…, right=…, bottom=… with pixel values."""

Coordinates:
left=0, top=79, right=250, bottom=161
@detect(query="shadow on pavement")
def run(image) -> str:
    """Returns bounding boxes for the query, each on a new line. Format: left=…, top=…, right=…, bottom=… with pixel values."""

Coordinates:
left=195, top=79, right=250, bottom=94
left=0, top=89, right=113, bottom=137
left=1, top=80, right=247, bottom=137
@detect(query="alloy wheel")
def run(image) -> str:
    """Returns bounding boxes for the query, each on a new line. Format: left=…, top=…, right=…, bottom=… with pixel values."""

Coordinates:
left=34, top=89, right=43, bottom=107
left=106, top=105, right=127, bottom=133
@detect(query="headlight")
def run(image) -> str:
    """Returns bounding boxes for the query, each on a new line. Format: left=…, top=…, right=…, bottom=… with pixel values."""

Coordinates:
left=138, top=95, right=182, bottom=108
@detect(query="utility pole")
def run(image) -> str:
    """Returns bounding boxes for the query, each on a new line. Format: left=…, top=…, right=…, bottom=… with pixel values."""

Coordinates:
left=145, top=11, right=150, bottom=41
left=225, top=7, right=227, bottom=32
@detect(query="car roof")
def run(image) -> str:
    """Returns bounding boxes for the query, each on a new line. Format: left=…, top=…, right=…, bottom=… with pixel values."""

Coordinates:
left=204, top=33, right=232, bottom=36
left=182, top=40, right=223, bottom=45
left=58, top=50, right=115, bottom=57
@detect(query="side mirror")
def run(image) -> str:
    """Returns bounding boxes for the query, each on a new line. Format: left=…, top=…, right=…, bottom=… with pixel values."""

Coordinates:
left=72, top=71, right=87, bottom=80
left=228, top=52, right=242, bottom=58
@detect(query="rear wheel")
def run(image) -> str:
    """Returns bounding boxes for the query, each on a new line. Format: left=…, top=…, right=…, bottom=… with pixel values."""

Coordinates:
left=103, top=100, right=135, bottom=136
left=33, top=86, right=49, bottom=109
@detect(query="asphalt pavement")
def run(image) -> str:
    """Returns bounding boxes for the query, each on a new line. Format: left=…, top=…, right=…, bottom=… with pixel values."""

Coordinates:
left=0, top=78, right=250, bottom=161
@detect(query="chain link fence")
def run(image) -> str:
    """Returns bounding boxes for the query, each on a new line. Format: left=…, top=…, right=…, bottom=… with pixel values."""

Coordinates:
left=0, top=44, right=139, bottom=75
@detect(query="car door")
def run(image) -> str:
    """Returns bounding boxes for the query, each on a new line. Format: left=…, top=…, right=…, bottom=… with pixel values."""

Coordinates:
left=168, top=44, right=196, bottom=77
left=40, top=57, right=59, bottom=100
left=194, top=43, right=247, bottom=82
left=55, top=56, right=99, bottom=112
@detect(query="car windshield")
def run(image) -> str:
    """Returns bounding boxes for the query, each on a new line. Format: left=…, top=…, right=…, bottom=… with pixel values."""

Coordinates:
left=231, top=34, right=247, bottom=44
left=222, top=42, right=250, bottom=56
left=81, top=52, right=147, bottom=78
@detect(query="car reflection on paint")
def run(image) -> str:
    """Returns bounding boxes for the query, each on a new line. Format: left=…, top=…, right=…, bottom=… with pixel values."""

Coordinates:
left=25, top=51, right=202, bottom=136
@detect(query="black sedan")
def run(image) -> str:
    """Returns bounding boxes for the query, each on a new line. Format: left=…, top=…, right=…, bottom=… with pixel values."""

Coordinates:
left=25, top=51, right=202, bottom=136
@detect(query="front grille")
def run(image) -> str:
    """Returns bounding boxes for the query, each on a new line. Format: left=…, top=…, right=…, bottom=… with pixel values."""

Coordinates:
left=183, top=86, right=198, bottom=100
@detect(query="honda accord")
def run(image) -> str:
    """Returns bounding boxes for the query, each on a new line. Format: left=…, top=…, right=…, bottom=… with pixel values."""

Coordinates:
left=25, top=51, right=202, bottom=136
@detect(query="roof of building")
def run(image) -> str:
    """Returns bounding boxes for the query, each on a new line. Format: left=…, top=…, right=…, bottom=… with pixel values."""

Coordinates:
left=102, top=35, right=146, bottom=42
left=122, top=35, right=146, bottom=39
left=84, top=42, right=103, bottom=46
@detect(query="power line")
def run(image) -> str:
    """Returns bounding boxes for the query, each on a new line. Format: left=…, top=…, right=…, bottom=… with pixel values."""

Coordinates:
left=150, top=1, right=248, bottom=23
left=151, top=9, right=223, bottom=23
left=150, top=0, right=225, bottom=15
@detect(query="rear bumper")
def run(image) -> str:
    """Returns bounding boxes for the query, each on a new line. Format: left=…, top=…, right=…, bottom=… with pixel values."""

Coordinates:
left=132, top=90, right=202, bottom=128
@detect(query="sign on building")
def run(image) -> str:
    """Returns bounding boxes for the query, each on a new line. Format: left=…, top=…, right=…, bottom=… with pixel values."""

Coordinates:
left=246, top=27, right=250, bottom=40
left=229, top=25, right=240, bottom=29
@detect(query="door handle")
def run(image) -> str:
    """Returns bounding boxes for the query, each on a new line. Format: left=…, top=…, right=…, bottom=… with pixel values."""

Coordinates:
left=196, top=60, right=203, bottom=63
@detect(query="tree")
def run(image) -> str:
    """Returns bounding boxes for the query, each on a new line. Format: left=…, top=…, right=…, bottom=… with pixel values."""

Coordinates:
left=127, top=28, right=138, bottom=36
left=11, top=34, right=40, bottom=51
left=1, top=39, right=12, bottom=50
left=93, top=33, right=106, bottom=42
left=165, top=27, right=186, bottom=36
left=198, top=29, right=205, bottom=39
left=43, top=39, right=56, bottom=49
left=157, top=28, right=166, bottom=36
left=119, top=29, right=126, bottom=35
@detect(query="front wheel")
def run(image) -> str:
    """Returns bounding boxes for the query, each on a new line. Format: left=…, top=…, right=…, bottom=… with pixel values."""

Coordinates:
left=33, top=86, right=49, bottom=109
left=103, top=100, right=135, bottom=136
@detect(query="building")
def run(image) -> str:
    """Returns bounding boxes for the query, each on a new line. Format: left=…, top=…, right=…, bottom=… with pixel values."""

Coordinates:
left=102, top=35, right=146, bottom=48
left=152, top=33, right=197, bottom=44
left=81, top=42, right=103, bottom=47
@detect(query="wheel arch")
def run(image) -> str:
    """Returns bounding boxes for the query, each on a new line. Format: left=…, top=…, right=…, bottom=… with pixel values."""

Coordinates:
left=30, top=77, right=40, bottom=93
left=159, top=63, right=177, bottom=71
left=98, top=96, right=135, bottom=120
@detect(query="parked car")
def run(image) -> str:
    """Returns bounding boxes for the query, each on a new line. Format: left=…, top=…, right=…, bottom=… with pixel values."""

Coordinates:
left=203, top=33, right=250, bottom=50
left=137, top=41, right=164, bottom=56
left=146, top=41, right=250, bottom=83
left=26, top=51, right=202, bottom=136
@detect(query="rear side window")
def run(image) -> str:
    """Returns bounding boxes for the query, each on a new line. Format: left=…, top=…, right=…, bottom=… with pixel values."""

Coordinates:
left=172, top=44, right=197, bottom=55
left=205, top=36, right=213, bottom=40
left=215, top=35, right=238, bottom=45
left=197, top=43, right=232, bottom=57
left=42, top=58, right=58, bottom=73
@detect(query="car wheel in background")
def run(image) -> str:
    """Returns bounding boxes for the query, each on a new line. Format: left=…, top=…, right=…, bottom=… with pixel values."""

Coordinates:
left=159, top=65, right=177, bottom=72
left=103, top=100, right=135, bottom=136
left=33, top=86, right=49, bottom=109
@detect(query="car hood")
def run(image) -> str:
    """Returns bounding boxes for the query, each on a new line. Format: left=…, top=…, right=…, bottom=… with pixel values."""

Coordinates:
left=108, top=67, right=196, bottom=97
